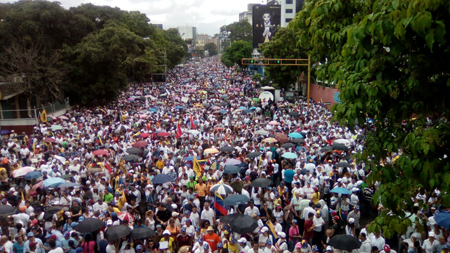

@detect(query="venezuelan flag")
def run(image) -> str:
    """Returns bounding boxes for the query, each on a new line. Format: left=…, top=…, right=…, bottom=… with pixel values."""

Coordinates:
left=212, top=192, right=228, bottom=217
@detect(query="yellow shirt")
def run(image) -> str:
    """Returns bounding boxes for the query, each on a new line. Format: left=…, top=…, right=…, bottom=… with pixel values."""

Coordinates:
left=195, top=183, right=207, bottom=197
left=311, top=192, right=321, bottom=205
left=225, top=242, right=239, bottom=253
left=160, top=237, right=174, bottom=252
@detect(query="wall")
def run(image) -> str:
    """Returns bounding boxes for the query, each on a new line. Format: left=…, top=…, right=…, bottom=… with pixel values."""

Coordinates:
left=309, top=83, right=340, bottom=109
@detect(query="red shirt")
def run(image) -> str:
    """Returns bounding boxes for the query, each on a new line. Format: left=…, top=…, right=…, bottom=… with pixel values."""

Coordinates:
left=304, top=219, right=314, bottom=239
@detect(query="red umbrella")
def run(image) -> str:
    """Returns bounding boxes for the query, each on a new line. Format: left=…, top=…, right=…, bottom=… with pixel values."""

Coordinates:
left=140, top=133, right=150, bottom=138
left=275, top=133, right=289, bottom=143
left=157, top=132, right=170, bottom=137
left=117, top=212, right=135, bottom=222
left=93, top=149, right=109, bottom=156
left=43, top=137, right=56, bottom=143
left=30, top=181, right=43, bottom=196
left=132, top=141, right=148, bottom=148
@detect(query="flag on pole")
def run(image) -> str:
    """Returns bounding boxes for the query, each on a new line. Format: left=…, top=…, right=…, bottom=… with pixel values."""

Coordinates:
left=193, top=155, right=202, bottom=177
left=176, top=122, right=182, bottom=138
left=266, top=220, right=278, bottom=239
left=40, top=109, right=47, bottom=123
left=190, top=115, right=196, bottom=129
left=212, top=192, right=228, bottom=217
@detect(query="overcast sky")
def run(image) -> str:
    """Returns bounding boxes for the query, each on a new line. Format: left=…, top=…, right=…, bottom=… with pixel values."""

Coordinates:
left=2, top=0, right=266, bottom=35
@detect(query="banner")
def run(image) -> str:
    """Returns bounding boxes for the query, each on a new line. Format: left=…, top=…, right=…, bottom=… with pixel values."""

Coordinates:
left=40, top=109, right=47, bottom=123
left=252, top=4, right=281, bottom=48
left=193, top=155, right=202, bottom=177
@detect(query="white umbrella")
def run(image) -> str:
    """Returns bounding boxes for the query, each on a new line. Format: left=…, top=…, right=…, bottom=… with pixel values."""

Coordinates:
left=53, top=155, right=66, bottom=164
left=210, top=183, right=234, bottom=195
left=255, top=130, right=269, bottom=135
left=13, top=166, right=35, bottom=178
left=333, top=139, right=351, bottom=147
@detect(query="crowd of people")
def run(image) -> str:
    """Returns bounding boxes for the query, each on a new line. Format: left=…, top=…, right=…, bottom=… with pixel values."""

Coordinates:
left=0, top=56, right=449, bottom=253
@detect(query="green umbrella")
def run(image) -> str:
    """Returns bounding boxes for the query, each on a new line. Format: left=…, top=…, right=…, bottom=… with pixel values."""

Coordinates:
left=253, top=98, right=260, bottom=102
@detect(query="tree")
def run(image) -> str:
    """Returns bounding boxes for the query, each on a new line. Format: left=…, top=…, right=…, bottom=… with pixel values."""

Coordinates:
left=259, top=27, right=307, bottom=89
left=290, top=0, right=450, bottom=238
left=205, top=42, right=218, bottom=56
left=221, top=40, right=253, bottom=68
left=220, top=20, right=253, bottom=45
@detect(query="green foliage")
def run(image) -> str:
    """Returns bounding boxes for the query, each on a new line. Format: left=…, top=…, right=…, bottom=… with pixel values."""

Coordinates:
left=259, top=27, right=307, bottom=89
left=221, top=40, right=253, bottom=68
left=220, top=20, right=253, bottom=46
left=289, top=0, right=450, bottom=237
left=205, top=42, right=218, bottom=56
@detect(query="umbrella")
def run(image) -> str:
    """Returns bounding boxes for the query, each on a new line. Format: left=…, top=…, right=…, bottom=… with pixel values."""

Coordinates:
left=0, top=130, right=10, bottom=135
left=330, top=187, right=352, bottom=195
left=329, top=234, right=362, bottom=251
left=74, top=218, right=105, bottom=233
left=43, top=206, right=64, bottom=220
left=336, top=162, right=351, bottom=167
left=58, top=116, right=69, bottom=120
left=13, top=166, right=34, bottom=178
left=288, top=132, right=303, bottom=139
left=210, top=183, right=234, bottom=195
left=141, top=133, right=150, bottom=138
left=126, top=148, right=142, bottom=155
left=238, top=106, right=247, bottom=110
left=247, top=152, right=262, bottom=159
left=268, top=121, right=280, bottom=126
left=433, top=212, right=450, bottom=230
left=223, top=165, right=240, bottom=175
left=152, top=174, right=172, bottom=184
left=105, top=225, right=132, bottom=240
left=117, top=212, right=135, bottom=222
left=175, top=106, right=185, bottom=109
left=251, top=178, right=272, bottom=188
left=43, top=177, right=65, bottom=188
left=184, top=156, right=201, bottom=161
left=24, top=171, right=42, bottom=180
left=43, top=137, right=56, bottom=143
left=157, top=132, right=170, bottom=137
left=332, top=144, right=348, bottom=151
left=289, top=112, right=301, bottom=117
left=59, top=182, right=80, bottom=189
left=161, top=121, right=170, bottom=126
left=123, top=155, right=140, bottom=162
left=291, top=139, right=305, bottom=144
left=202, top=143, right=210, bottom=149
left=93, top=149, right=109, bottom=156
left=262, top=138, right=278, bottom=143
left=282, top=152, right=298, bottom=159
left=255, top=130, right=269, bottom=135
left=53, top=155, right=66, bottom=163
left=223, top=194, right=249, bottom=206
left=224, top=159, right=241, bottom=166
left=220, top=146, right=235, bottom=152
left=230, top=215, right=258, bottom=234
left=132, top=141, right=148, bottom=148
left=204, top=148, right=220, bottom=154
left=0, top=205, right=17, bottom=216
left=59, top=174, right=73, bottom=179
left=230, top=181, right=244, bottom=193
left=220, top=213, right=244, bottom=224
left=281, top=143, right=296, bottom=149
left=320, top=146, right=333, bottom=152
left=51, top=125, right=64, bottom=131
left=131, top=227, right=156, bottom=239
left=275, top=133, right=289, bottom=143
left=30, top=181, right=43, bottom=195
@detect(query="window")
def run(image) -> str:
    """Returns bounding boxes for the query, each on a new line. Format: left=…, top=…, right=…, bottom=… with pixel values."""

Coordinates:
left=286, top=9, right=293, bottom=13
left=286, top=18, right=292, bottom=23
left=286, top=0, right=293, bottom=4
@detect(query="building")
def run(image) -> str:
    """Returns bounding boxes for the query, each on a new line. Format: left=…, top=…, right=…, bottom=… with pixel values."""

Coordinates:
left=151, top=24, right=163, bottom=29
left=239, top=3, right=256, bottom=25
left=177, top=26, right=197, bottom=44
left=280, top=0, right=304, bottom=27
left=211, top=35, right=221, bottom=51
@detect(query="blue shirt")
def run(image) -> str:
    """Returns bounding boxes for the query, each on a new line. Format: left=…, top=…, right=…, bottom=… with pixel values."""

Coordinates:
left=284, top=169, right=295, bottom=183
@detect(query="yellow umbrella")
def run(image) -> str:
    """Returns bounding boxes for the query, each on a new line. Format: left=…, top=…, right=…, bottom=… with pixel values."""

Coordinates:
left=262, top=138, right=278, bottom=143
left=204, top=148, right=220, bottom=154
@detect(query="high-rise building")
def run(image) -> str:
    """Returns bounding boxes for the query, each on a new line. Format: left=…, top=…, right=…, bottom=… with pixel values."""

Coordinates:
left=280, top=0, right=304, bottom=27
left=239, top=3, right=256, bottom=25
left=177, top=26, right=197, bottom=44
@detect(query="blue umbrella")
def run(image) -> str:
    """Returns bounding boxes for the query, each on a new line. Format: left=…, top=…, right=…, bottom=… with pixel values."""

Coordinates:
left=24, top=171, right=42, bottom=180
left=148, top=109, right=158, bottom=112
left=223, top=194, right=250, bottom=206
left=282, top=152, right=298, bottom=159
left=220, top=110, right=228, bottom=114
left=152, top=174, right=172, bottom=184
left=222, top=95, right=228, bottom=98
left=330, top=187, right=352, bottom=195
left=0, top=129, right=10, bottom=135
left=59, top=182, right=80, bottom=189
left=238, top=106, right=247, bottom=110
left=43, top=177, right=66, bottom=188
left=434, top=212, right=450, bottom=230
left=175, top=106, right=184, bottom=109
left=250, top=107, right=257, bottom=110
left=243, top=109, right=253, bottom=114
left=289, top=132, right=304, bottom=138
left=184, top=156, right=201, bottom=161
left=224, top=165, right=240, bottom=175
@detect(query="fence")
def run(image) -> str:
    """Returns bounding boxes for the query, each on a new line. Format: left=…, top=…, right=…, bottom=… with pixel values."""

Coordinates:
left=0, top=101, right=68, bottom=120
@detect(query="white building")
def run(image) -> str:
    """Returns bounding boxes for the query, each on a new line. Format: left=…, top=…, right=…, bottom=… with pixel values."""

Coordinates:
left=239, top=3, right=256, bottom=25
left=177, top=26, right=197, bottom=43
left=280, top=0, right=304, bottom=27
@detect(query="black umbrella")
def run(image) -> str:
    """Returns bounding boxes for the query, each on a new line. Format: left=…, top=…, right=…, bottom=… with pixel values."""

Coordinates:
left=336, top=162, right=351, bottom=167
left=291, top=139, right=305, bottom=144
left=281, top=143, right=296, bottom=149
left=202, top=143, right=210, bottom=149
left=223, top=194, right=250, bottom=206
left=230, top=181, right=244, bottom=193
left=161, top=121, right=170, bottom=126
left=332, top=144, right=348, bottom=151
left=230, top=215, right=258, bottom=234
left=289, top=112, right=301, bottom=117
left=223, top=165, right=240, bottom=175
left=126, top=148, right=142, bottom=155
left=43, top=206, right=64, bottom=220
left=105, top=225, right=132, bottom=240
left=220, top=146, right=235, bottom=152
left=151, top=174, right=172, bottom=184
left=247, top=152, right=261, bottom=159
left=130, top=227, right=155, bottom=239
left=74, top=218, right=105, bottom=233
left=251, top=178, right=272, bottom=188
left=123, top=155, right=140, bottom=161
left=320, top=146, right=333, bottom=152
left=329, top=234, right=362, bottom=251
left=0, top=205, right=17, bottom=216
left=220, top=213, right=244, bottom=224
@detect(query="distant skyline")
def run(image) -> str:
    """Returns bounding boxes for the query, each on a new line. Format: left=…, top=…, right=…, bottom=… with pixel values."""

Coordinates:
left=0, top=0, right=266, bottom=35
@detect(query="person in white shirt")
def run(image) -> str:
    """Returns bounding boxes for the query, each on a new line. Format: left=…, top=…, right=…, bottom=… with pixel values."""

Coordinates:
left=93, top=199, right=108, bottom=213
left=380, top=244, right=397, bottom=253
left=369, top=232, right=386, bottom=252
left=422, top=232, right=439, bottom=253
left=359, top=233, right=372, bottom=253
left=244, top=200, right=260, bottom=217
left=1, top=235, right=13, bottom=253
left=200, top=202, right=215, bottom=226
left=48, top=240, right=64, bottom=253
